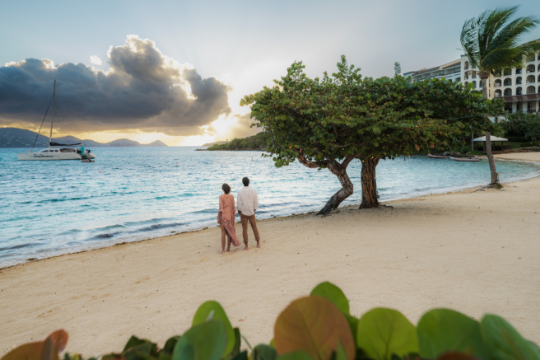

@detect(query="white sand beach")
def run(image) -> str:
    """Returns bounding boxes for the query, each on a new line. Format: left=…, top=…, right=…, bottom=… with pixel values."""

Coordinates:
left=1, top=153, right=539, bottom=357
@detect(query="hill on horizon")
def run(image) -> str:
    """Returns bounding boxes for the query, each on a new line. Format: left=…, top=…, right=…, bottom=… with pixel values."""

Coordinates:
left=0, top=127, right=168, bottom=148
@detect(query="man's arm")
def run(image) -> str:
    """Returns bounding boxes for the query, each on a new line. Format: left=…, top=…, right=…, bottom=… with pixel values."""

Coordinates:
left=254, top=189, right=259, bottom=212
left=237, top=191, right=242, bottom=214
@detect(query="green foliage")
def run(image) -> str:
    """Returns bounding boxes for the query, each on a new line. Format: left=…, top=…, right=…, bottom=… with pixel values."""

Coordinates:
left=500, top=113, right=540, bottom=141
left=5, top=282, right=539, bottom=360
left=207, top=132, right=270, bottom=151
left=356, top=308, right=418, bottom=360
left=241, top=56, right=501, bottom=168
left=173, top=320, right=228, bottom=360
left=481, top=315, right=540, bottom=360
left=460, top=6, right=540, bottom=86
left=394, top=62, right=401, bottom=77
left=274, top=296, right=356, bottom=360
left=192, top=300, right=236, bottom=357
left=310, top=281, right=350, bottom=314
left=418, top=309, right=488, bottom=359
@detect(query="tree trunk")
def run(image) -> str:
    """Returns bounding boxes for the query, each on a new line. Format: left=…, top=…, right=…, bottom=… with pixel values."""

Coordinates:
left=485, top=131, right=498, bottom=184
left=480, top=75, right=498, bottom=185
left=359, top=157, right=380, bottom=209
left=316, top=162, right=354, bottom=215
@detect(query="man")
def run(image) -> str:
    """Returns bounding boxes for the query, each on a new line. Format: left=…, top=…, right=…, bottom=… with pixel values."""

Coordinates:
left=237, top=177, right=261, bottom=249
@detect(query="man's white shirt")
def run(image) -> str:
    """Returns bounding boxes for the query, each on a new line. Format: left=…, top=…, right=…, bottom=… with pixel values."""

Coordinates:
left=237, top=186, right=259, bottom=216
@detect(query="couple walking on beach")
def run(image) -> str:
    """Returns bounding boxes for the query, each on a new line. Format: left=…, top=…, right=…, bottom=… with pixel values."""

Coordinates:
left=217, top=177, right=261, bottom=254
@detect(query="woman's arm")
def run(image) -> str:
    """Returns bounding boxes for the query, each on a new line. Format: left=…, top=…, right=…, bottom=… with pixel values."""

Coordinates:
left=217, top=196, right=223, bottom=224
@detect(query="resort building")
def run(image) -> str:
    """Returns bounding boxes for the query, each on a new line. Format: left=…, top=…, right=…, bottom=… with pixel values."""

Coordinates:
left=404, top=50, right=540, bottom=115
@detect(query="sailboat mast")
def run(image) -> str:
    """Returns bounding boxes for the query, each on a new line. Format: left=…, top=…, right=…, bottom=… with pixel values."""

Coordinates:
left=49, top=80, right=56, bottom=148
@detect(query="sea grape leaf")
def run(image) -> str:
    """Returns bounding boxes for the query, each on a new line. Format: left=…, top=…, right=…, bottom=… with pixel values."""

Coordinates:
left=310, top=282, right=350, bottom=314
left=172, top=320, right=228, bottom=360
left=417, top=309, right=488, bottom=359
left=162, top=336, right=181, bottom=355
left=2, top=329, right=68, bottom=360
left=123, top=336, right=148, bottom=353
left=480, top=314, right=540, bottom=360
left=253, top=344, right=278, bottom=360
left=356, top=308, right=418, bottom=360
left=436, top=353, right=477, bottom=360
left=344, top=314, right=358, bottom=345
left=335, top=342, right=347, bottom=360
left=277, top=351, right=315, bottom=360
left=123, top=341, right=158, bottom=360
left=192, top=300, right=235, bottom=357
left=274, top=296, right=355, bottom=360
left=231, top=328, right=241, bottom=357
left=231, top=350, right=248, bottom=360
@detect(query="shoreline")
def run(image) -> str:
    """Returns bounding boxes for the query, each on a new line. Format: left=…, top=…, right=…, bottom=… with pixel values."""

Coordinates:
left=1, top=153, right=539, bottom=356
left=2, top=155, right=540, bottom=270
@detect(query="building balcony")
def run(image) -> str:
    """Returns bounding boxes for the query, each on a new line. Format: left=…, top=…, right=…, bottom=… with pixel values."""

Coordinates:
left=527, top=109, right=538, bottom=114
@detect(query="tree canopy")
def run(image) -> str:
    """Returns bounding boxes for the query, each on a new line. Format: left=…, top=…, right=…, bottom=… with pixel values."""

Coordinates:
left=241, top=56, right=504, bottom=214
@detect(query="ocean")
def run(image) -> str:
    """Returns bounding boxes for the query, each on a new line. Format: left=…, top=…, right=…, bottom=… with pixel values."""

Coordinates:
left=1, top=147, right=539, bottom=267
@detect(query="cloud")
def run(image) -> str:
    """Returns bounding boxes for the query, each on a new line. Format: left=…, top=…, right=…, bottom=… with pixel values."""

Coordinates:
left=90, top=55, right=102, bottom=65
left=0, top=35, right=231, bottom=136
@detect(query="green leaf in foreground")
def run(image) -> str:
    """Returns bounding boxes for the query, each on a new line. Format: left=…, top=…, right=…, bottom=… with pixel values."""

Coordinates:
left=417, top=308, right=488, bottom=359
left=253, top=344, right=278, bottom=360
left=357, top=308, right=418, bottom=360
left=274, top=296, right=355, bottom=360
left=310, top=282, right=350, bottom=315
left=192, top=300, right=235, bottom=357
left=277, top=351, right=315, bottom=360
left=172, top=320, right=228, bottom=360
left=480, top=314, right=540, bottom=360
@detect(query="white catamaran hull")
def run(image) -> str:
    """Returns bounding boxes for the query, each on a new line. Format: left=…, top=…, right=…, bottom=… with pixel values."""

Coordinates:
left=17, top=152, right=82, bottom=161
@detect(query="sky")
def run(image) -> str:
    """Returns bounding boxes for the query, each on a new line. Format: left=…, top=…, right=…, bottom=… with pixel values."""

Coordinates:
left=1, top=0, right=539, bottom=146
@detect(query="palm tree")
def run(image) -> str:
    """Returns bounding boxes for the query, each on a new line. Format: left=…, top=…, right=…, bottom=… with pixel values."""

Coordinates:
left=461, top=6, right=540, bottom=185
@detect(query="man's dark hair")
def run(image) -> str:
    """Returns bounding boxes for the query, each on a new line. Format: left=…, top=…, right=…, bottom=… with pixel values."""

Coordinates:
left=242, top=177, right=250, bottom=186
left=222, top=183, right=231, bottom=194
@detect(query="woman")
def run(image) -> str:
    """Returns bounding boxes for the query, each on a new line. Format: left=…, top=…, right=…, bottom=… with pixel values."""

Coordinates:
left=218, top=183, right=241, bottom=254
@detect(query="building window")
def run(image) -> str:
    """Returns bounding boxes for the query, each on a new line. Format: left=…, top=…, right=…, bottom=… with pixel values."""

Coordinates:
left=495, top=89, right=502, bottom=97
left=504, top=88, right=512, bottom=96
left=527, top=75, right=535, bottom=84
left=526, top=65, right=535, bottom=73
left=504, top=78, right=512, bottom=86
left=517, top=102, right=523, bottom=112
left=472, top=81, right=477, bottom=89
left=494, top=79, right=502, bottom=87
left=516, top=77, right=522, bottom=85
left=516, top=68, right=523, bottom=74
left=456, top=77, right=461, bottom=82
left=504, top=69, right=512, bottom=76
left=516, top=87, right=523, bottom=95
left=464, top=61, right=469, bottom=70
left=527, top=86, right=536, bottom=94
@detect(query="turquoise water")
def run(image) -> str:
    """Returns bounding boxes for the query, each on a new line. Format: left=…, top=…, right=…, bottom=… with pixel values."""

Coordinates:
left=1, top=147, right=539, bottom=267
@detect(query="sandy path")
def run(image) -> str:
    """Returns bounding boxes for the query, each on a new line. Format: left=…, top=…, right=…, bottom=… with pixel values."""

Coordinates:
left=1, top=153, right=539, bottom=357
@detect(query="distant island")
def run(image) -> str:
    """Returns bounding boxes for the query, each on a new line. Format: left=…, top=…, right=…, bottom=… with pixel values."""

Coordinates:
left=0, top=127, right=168, bottom=148
left=201, top=141, right=227, bottom=147
left=199, top=132, right=269, bottom=151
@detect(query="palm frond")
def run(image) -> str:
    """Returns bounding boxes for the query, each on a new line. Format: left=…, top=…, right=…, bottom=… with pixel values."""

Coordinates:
left=460, top=6, right=540, bottom=76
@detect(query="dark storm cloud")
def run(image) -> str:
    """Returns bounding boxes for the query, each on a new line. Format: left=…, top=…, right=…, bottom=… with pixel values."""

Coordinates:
left=0, top=36, right=230, bottom=135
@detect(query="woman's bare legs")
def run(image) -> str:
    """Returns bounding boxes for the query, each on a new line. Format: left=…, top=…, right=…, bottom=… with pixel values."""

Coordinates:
left=226, top=235, right=232, bottom=252
left=220, top=226, right=226, bottom=254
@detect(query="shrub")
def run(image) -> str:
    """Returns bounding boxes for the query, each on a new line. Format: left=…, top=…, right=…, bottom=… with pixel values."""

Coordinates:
left=3, top=282, right=539, bottom=360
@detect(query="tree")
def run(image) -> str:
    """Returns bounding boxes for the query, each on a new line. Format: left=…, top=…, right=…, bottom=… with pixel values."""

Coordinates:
left=460, top=6, right=540, bottom=184
left=241, top=57, right=503, bottom=214
left=394, top=62, right=401, bottom=77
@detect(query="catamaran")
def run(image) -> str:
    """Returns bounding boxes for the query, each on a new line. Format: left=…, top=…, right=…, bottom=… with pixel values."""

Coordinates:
left=17, top=80, right=96, bottom=161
